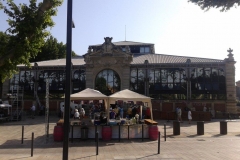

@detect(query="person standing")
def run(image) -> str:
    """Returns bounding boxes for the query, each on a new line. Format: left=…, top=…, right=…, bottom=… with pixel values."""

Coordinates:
left=31, top=104, right=36, bottom=119
left=188, top=109, right=192, bottom=124
left=178, top=107, right=182, bottom=122
left=110, top=109, right=116, bottom=119
left=119, top=107, right=124, bottom=119
left=73, top=109, right=80, bottom=120
left=175, top=107, right=179, bottom=120
left=114, top=106, right=119, bottom=117
left=203, top=104, right=207, bottom=112
left=146, top=107, right=151, bottom=119
left=80, top=108, right=85, bottom=119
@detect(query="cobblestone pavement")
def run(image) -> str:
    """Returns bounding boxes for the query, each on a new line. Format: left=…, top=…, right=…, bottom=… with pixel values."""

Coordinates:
left=0, top=116, right=240, bottom=160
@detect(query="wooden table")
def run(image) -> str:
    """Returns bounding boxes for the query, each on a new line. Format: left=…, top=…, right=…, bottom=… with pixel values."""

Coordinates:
left=144, top=119, right=158, bottom=125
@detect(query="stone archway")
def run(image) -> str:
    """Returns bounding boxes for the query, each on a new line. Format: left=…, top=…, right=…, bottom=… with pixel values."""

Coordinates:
left=95, top=69, right=121, bottom=96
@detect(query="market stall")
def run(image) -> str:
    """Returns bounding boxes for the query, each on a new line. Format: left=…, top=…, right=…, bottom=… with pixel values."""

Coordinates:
left=54, top=88, right=108, bottom=141
left=55, top=89, right=158, bottom=141
left=108, top=89, right=153, bottom=120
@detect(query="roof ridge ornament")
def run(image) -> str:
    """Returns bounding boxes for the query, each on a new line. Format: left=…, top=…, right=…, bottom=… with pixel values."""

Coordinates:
left=227, top=48, right=234, bottom=61
left=102, top=37, right=114, bottom=54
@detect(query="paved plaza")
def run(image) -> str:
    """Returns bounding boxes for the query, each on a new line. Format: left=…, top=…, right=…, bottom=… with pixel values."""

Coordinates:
left=0, top=116, right=240, bottom=160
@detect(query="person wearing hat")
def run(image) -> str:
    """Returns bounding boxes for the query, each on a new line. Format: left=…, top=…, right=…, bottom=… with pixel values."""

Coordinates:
left=73, top=109, right=80, bottom=120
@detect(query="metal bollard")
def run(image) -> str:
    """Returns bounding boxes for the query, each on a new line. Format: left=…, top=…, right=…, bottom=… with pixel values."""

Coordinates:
left=173, top=121, right=180, bottom=135
left=197, top=121, right=204, bottom=135
left=31, top=132, right=34, bottom=157
left=96, top=131, right=99, bottom=155
left=118, top=124, right=121, bottom=142
left=158, top=131, right=160, bottom=154
left=21, top=126, right=24, bottom=144
left=220, top=121, right=227, bottom=135
left=167, top=112, right=170, bottom=122
left=128, top=125, right=129, bottom=140
left=71, top=125, right=73, bottom=143
left=95, top=125, right=97, bottom=142
left=164, top=123, right=166, bottom=141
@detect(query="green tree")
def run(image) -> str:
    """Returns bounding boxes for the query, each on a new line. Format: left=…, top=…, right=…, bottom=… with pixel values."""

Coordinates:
left=188, top=0, right=240, bottom=11
left=0, top=0, right=63, bottom=82
left=30, top=35, right=77, bottom=62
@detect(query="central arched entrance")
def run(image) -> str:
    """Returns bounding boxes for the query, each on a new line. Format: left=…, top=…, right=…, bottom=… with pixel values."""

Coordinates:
left=95, top=69, right=121, bottom=96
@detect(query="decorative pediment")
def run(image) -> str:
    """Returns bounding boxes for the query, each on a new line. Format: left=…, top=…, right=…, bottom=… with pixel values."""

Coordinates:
left=84, top=37, right=133, bottom=67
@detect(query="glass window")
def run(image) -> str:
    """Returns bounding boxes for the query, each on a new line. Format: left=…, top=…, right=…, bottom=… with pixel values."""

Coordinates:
left=154, top=69, right=160, bottom=83
left=95, top=69, right=120, bottom=95
left=140, top=47, right=144, bottom=53
left=9, top=73, right=20, bottom=91
left=130, top=69, right=137, bottom=91
left=145, top=47, right=150, bottom=53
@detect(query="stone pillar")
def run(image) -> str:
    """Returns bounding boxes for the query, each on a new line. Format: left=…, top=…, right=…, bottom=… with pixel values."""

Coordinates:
left=225, top=49, right=237, bottom=113
left=121, top=67, right=130, bottom=90
left=236, top=81, right=240, bottom=100
left=85, top=67, right=94, bottom=89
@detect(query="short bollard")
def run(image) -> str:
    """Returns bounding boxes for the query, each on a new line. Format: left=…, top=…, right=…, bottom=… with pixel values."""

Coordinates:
left=31, top=132, right=34, bottom=157
left=220, top=121, right=227, bottom=135
left=173, top=121, right=180, bottom=135
left=118, top=124, right=121, bottom=142
left=21, top=125, right=24, bottom=144
left=96, top=131, right=99, bottom=155
left=71, top=125, right=73, bottom=143
left=197, top=121, right=204, bottom=135
left=128, top=125, right=130, bottom=140
left=158, top=131, right=160, bottom=154
left=95, top=125, right=97, bottom=142
left=164, top=123, right=166, bottom=141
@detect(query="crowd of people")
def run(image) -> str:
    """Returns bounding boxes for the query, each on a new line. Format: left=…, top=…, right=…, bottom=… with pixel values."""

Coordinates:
left=109, top=104, right=151, bottom=120
left=58, top=101, right=151, bottom=125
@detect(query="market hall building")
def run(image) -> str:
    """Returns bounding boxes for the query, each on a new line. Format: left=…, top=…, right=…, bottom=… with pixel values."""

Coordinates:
left=2, top=37, right=237, bottom=120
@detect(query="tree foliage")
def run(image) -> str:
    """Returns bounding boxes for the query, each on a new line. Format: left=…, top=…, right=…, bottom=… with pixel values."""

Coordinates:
left=0, top=0, right=63, bottom=82
left=30, top=35, right=77, bottom=62
left=188, top=0, right=240, bottom=11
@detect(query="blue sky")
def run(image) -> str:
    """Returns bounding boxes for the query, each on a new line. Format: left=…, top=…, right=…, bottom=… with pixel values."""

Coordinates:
left=1, top=0, right=240, bottom=82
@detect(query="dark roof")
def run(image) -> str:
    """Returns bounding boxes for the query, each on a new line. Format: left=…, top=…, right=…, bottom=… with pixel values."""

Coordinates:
left=89, top=41, right=154, bottom=47
left=131, top=54, right=224, bottom=64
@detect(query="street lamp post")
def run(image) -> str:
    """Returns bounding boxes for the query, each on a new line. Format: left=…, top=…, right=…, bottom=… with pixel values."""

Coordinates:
left=144, top=60, right=149, bottom=97
left=63, top=0, right=73, bottom=160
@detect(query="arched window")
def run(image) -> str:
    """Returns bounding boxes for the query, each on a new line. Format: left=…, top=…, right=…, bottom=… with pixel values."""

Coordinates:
left=95, top=69, right=121, bottom=95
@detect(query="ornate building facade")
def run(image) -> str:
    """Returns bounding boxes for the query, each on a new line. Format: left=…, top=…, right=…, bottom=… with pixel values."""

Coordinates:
left=2, top=37, right=237, bottom=117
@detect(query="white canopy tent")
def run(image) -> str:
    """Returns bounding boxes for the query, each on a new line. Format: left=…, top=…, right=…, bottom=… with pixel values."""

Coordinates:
left=108, top=89, right=153, bottom=120
left=70, top=88, right=108, bottom=100
left=70, top=88, right=108, bottom=111
left=67, top=88, right=153, bottom=120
